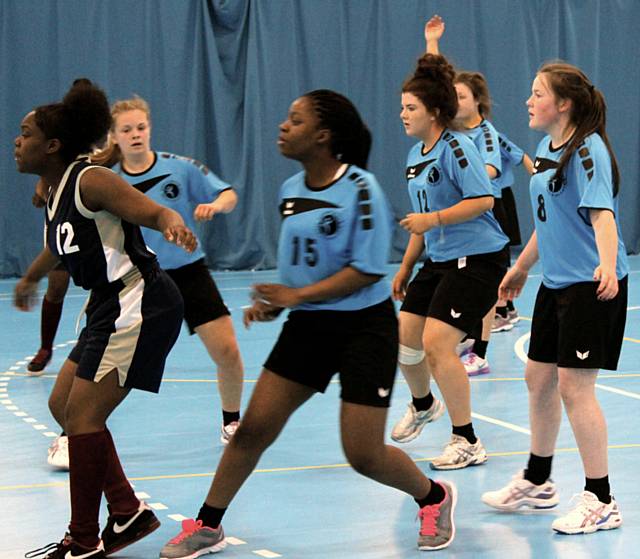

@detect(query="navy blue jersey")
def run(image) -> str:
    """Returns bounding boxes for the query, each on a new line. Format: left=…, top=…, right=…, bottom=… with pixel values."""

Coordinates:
left=530, top=133, right=628, bottom=288
left=463, top=120, right=502, bottom=197
left=277, top=165, right=393, bottom=311
left=44, top=159, right=156, bottom=290
left=495, top=133, right=525, bottom=190
left=114, top=152, right=230, bottom=270
left=405, top=130, right=508, bottom=262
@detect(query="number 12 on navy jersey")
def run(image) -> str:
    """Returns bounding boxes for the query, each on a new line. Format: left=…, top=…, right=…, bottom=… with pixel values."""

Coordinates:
left=55, top=222, right=80, bottom=255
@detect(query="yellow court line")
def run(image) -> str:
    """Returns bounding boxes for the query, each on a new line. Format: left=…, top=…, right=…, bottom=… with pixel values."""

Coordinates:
left=3, top=443, right=640, bottom=492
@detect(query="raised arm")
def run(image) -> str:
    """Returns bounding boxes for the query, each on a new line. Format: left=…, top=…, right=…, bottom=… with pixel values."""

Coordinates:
left=425, top=14, right=445, bottom=55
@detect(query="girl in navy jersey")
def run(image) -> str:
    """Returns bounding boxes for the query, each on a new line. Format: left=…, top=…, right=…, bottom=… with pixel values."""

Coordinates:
left=482, top=62, right=627, bottom=535
left=93, top=96, right=245, bottom=445
left=160, top=90, right=457, bottom=557
left=390, top=53, right=509, bottom=470
left=15, top=79, right=196, bottom=559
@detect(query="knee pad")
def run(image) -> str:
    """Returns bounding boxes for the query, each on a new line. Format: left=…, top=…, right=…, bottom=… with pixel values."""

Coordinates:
left=398, top=344, right=425, bottom=365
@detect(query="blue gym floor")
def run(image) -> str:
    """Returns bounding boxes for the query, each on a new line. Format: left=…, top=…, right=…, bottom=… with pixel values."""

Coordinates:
left=1, top=258, right=639, bottom=559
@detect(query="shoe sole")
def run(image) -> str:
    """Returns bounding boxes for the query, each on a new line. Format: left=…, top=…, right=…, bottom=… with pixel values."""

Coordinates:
left=491, top=324, right=514, bottom=333
left=481, top=497, right=559, bottom=511
left=160, top=539, right=227, bottom=559
left=418, top=481, right=457, bottom=551
left=391, top=403, right=446, bottom=444
left=552, top=519, right=622, bottom=535
left=104, top=517, right=161, bottom=556
left=466, top=369, right=490, bottom=376
left=429, top=454, right=488, bottom=471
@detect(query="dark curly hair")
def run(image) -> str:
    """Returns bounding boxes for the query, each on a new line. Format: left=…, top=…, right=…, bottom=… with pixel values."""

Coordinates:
left=402, top=53, right=458, bottom=129
left=34, top=78, right=111, bottom=164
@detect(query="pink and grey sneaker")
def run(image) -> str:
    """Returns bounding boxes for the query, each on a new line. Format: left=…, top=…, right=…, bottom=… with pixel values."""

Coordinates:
left=491, top=313, right=514, bottom=333
left=160, top=519, right=226, bottom=559
left=417, top=480, right=457, bottom=551
left=462, top=353, right=490, bottom=376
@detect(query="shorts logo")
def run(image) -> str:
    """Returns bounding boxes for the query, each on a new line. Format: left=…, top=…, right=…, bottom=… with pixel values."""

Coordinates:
left=427, top=166, right=442, bottom=186
left=450, top=309, right=461, bottom=319
left=163, top=183, right=180, bottom=199
left=378, top=387, right=390, bottom=398
left=576, top=350, right=590, bottom=360
left=318, top=213, right=339, bottom=237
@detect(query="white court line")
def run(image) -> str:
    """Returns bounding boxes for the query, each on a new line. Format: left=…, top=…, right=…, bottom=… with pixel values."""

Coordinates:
left=149, top=502, right=168, bottom=510
left=226, top=537, right=247, bottom=545
left=514, top=332, right=531, bottom=365
left=595, top=384, right=640, bottom=400
left=168, top=513, right=188, bottom=521
left=253, top=551, right=282, bottom=558
left=471, top=412, right=531, bottom=435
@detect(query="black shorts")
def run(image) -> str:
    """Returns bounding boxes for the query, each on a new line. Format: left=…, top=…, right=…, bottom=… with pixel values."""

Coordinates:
left=528, top=277, right=628, bottom=370
left=400, top=247, right=508, bottom=336
left=68, top=266, right=183, bottom=393
left=495, top=187, right=522, bottom=246
left=264, top=299, right=398, bottom=408
left=165, top=258, right=230, bottom=334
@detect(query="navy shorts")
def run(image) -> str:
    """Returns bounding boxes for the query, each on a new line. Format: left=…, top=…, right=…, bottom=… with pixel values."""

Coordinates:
left=400, top=248, right=508, bottom=336
left=166, top=258, right=230, bottom=334
left=528, top=276, right=627, bottom=370
left=69, top=266, right=183, bottom=393
left=264, top=299, right=398, bottom=408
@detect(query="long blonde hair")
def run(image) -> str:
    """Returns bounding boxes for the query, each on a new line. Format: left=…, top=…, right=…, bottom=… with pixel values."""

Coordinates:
left=91, top=95, right=151, bottom=167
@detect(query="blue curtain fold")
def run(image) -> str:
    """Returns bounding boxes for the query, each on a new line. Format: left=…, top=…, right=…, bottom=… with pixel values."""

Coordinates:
left=2, top=0, right=639, bottom=276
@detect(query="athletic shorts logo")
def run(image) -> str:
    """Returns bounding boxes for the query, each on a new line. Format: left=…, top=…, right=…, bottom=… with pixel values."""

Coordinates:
left=318, top=213, right=339, bottom=237
left=576, top=350, right=590, bottom=360
left=378, top=387, right=390, bottom=398
left=450, top=309, right=461, bottom=319
left=427, top=166, right=442, bottom=186
left=163, top=183, right=180, bottom=199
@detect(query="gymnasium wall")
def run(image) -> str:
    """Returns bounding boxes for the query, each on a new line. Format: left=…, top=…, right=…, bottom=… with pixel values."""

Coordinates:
left=1, top=0, right=639, bottom=276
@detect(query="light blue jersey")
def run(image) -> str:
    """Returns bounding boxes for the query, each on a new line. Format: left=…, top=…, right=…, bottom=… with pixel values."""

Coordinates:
left=277, top=165, right=393, bottom=311
left=495, top=134, right=525, bottom=190
left=115, top=152, right=231, bottom=270
left=405, top=130, right=508, bottom=262
left=463, top=120, right=502, bottom=197
left=530, top=133, right=628, bottom=289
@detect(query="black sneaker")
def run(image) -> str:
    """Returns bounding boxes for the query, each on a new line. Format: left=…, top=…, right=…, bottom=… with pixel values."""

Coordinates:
left=27, top=348, right=52, bottom=375
left=101, top=501, right=160, bottom=555
left=25, top=535, right=105, bottom=558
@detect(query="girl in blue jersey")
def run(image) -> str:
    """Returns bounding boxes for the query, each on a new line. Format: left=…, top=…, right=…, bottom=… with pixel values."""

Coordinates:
left=160, top=90, right=457, bottom=557
left=390, top=53, right=509, bottom=471
left=15, top=80, right=196, bottom=559
left=95, top=96, right=245, bottom=445
left=482, top=62, right=627, bottom=535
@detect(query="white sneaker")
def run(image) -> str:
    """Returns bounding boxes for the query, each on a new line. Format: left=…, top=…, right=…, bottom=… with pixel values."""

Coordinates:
left=482, top=470, right=559, bottom=511
left=455, top=338, right=475, bottom=357
left=220, top=421, right=239, bottom=445
left=47, top=434, right=69, bottom=470
left=430, top=434, right=488, bottom=470
left=391, top=399, right=445, bottom=443
left=462, top=353, right=490, bottom=376
left=552, top=492, right=622, bottom=534
left=491, top=313, right=514, bottom=333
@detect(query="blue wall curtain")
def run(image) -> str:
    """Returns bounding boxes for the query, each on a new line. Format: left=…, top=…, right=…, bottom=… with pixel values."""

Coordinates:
left=2, top=0, right=639, bottom=276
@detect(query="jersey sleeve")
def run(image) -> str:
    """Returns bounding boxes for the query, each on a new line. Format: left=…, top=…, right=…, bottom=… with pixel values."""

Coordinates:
left=445, top=137, right=494, bottom=199
left=478, top=123, right=502, bottom=177
left=186, top=158, right=232, bottom=204
left=499, top=135, right=525, bottom=166
left=348, top=173, right=393, bottom=276
left=576, top=136, right=615, bottom=222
